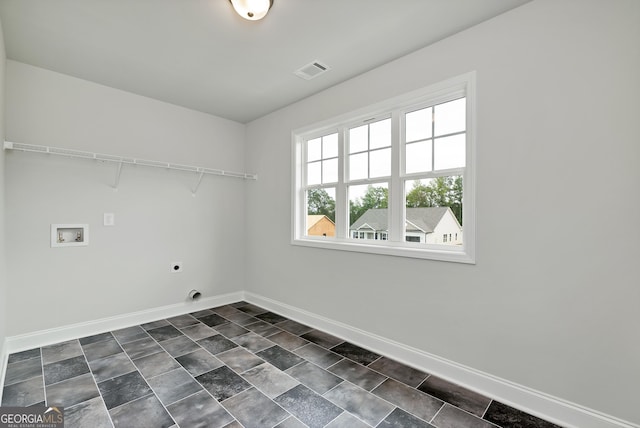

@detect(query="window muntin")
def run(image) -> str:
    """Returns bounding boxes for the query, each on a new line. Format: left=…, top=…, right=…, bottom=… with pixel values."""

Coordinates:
left=306, top=133, right=338, bottom=185
left=293, top=73, right=475, bottom=263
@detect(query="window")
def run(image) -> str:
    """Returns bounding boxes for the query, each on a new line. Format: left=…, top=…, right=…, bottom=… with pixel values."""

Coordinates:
left=293, top=72, right=475, bottom=263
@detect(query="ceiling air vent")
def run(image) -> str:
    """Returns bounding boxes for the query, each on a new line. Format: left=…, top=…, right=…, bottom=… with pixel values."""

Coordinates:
left=294, top=60, right=330, bottom=80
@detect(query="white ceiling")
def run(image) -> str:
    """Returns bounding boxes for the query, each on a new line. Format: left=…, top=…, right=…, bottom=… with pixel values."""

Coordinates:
left=0, top=0, right=530, bottom=123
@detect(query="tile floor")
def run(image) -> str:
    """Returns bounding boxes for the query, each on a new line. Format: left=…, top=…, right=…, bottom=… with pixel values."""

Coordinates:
left=1, top=302, right=562, bottom=428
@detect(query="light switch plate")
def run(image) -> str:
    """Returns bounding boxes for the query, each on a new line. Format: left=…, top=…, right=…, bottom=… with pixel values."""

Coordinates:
left=104, top=213, right=115, bottom=226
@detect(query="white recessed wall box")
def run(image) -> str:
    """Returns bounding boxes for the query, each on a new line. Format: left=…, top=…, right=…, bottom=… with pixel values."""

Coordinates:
left=51, top=224, right=89, bottom=247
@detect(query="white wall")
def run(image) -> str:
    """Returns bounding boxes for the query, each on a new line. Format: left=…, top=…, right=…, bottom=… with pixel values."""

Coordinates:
left=4, top=61, right=247, bottom=335
left=245, top=0, right=640, bottom=424
left=0, top=18, right=7, bottom=363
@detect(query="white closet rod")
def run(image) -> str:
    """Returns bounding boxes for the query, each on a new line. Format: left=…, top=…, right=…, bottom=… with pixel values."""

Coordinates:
left=4, top=141, right=258, bottom=182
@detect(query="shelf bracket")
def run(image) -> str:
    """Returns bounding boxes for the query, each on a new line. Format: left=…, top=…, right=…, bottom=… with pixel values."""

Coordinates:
left=191, top=170, right=205, bottom=195
left=113, top=161, right=123, bottom=189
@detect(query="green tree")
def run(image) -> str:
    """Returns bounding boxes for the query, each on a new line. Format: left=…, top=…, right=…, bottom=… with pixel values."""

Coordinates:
left=307, top=188, right=335, bottom=221
left=350, top=185, right=388, bottom=223
left=405, top=176, right=463, bottom=224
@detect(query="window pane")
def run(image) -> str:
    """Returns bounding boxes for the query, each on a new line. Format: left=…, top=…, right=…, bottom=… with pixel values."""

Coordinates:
left=434, top=98, right=465, bottom=136
left=369, top=148, right=391, bottom=178
left=349, top=125, right=368, bottom=153
left=349, top=183, right=388, bottom=239
left=404, top=177, right=463, bottom=245
left=323, top=158, right=338, bottom=183
left=405, top=141, right=432, bottom=174
left=370, top=118, right=391, bottom=149
left=406, top=107, right=432, bottom=142
left=306, top=187, right=336, bottom=237
left=349, top=152, right=368, bottom=180
left=307, top=138, right=322, bottom=161
left=307, top=161, right=321, bottom=185
left=323, top=133, right=338, bottom=158
left=434, top=134, right=465, bottom=170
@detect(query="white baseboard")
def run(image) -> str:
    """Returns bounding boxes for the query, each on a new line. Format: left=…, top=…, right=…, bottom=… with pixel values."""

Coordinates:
left=4, top=291, right=244, bottom=354
left=0, top=338, right=7, bottom=405
left=244, top=291, right=639, bottom=428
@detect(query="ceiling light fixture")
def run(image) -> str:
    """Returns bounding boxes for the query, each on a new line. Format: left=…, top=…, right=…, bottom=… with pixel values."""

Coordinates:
left=229, top=0, right=273, bottom=21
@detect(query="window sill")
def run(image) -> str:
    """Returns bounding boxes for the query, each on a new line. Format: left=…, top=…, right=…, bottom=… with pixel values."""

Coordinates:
left=292, top=237, right=475, bottom=264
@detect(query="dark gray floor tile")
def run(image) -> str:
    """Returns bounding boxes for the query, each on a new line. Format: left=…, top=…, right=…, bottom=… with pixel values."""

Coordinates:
left=167, top=314, right=200, bottom=328
left=190, top=309, right=214, bottom=318
left=197, top=334, right=238, bottom=355
left=44, top=355, right=90, bottom=385
left=245, top=320, right=282, bottom=337
left=175, top=348, right=224, bottom=377
left=7, top=348, right=41, bottom=364
left=325, top=412, right=372, bottom=428
left=109, top=393, right=174, bottom=428
left=167, top=390, right=234, bottom=428
left=196, top=366, right=251, bottom=401
left=217, top=347, right=265, bottom=373
left=268, top=331, right=308, bottom=351
left=216, top=322, right=250, bottom=339
left=432, top=404, right=497, bottom=428
left=112, top=326, right=149, bottom=344
left=373, top=378, right=443, bottom=421
left=88, top=352, right=136, bottom=383
left=222, top=311, right=257, bottom=326
left=46, top=373, right=100, bottom=408
left=378, top=408, right=435, bottom=428
left=276, top=416, right=308, bottom=428
left=295, top=343, right=343, bottom=369
left=147, top=368, right=202, bottom=405
left=82, top=337, right=123, bottom=362
left=212, top=304, right=243, bottom=317
left=97, top=371, right=152, bottom=409
left=275, top=384, right=343, bottom=428
left=242, top=363, right=299, bottom=399
left=147, top=325, right=183, bottom=342
left=65, top=396, right=112, bottom=428
left=275, top=319, right=314, bottom=336
left=368, top=357, right=429, bottom=387
left=1, top=376, right=45, bottom=406
left=323, top=381, right=394, bottom=427
left=257, top=345, right=304, bottom=371
left=483, top=400, right=562, bottom=428
left=256, top=311, right=289, bottom=324
left=328, top=359, right=387, bottom=391
left=417, top=375, right=491, bottom=417
left=198, top=313, right=229, bottom=327
left=222, top=421, right=243, bottom=428
left=222, top=387, right=289, bottom=428
left=233, top=331, right=275, bottom=352
left=301, top=330, right=344, bottom=349
left=331, top=342, right=380, bottom=365
left=160, top=335, right=201, bottom=357
left=42, top=339, right=83, bottom=364
left=180, top=323, right=218, bottom=341
left=79, top=332, right=114, bottom=346
left=286, top=361, right=343, bottom=395
left=4, top=357, right=43, bottom=386
left=141, top=319, right=170, bottom=330
left=133, top=350, right=180, bottom=378
left=236, top=303, right=268, bottom=316
left=121, top=336, right=163, bottom=360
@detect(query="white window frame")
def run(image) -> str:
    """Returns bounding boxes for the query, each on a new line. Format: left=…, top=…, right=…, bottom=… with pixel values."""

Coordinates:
left=292, top=72, right=476, bottom=264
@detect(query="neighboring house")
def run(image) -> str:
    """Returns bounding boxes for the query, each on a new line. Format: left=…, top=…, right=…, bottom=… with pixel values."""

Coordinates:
left=350, top=207, right=462, bottom=245
left=307, top=215, right=335, bottom=237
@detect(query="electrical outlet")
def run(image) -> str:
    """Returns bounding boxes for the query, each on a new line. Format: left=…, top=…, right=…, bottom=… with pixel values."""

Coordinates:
left=171, top=262, right=183, bottom=273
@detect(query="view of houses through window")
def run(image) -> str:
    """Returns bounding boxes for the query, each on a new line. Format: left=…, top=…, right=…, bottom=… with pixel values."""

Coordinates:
left=295, top=74, right=474, bottom=261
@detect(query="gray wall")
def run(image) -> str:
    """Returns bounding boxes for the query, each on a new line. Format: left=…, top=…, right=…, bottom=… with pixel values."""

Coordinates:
left=4, top=61, right=247, bottom=335
left=244, top=0, right=640, bottom=424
